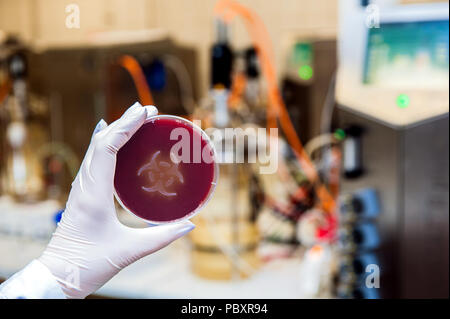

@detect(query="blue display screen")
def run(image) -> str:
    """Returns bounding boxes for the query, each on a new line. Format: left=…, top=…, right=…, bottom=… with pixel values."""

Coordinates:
left=364, top=20, right=449, bottom=88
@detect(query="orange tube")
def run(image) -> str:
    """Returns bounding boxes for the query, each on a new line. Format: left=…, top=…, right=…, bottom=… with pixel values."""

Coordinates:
left=0, top=78, right=11, bottom=106
left=228, top=72, right=247, bottom=109
left=214, top=0, right=336, bottom=213
left=117, top=55, right=154, bottom=106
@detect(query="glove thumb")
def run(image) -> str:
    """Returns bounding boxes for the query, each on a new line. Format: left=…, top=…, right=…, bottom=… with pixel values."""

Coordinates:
left=129, top=221, right=195, bottom=259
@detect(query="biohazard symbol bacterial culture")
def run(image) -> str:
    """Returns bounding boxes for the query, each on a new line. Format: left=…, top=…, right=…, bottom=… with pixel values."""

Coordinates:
left=137, top=151, right=184, bottom=197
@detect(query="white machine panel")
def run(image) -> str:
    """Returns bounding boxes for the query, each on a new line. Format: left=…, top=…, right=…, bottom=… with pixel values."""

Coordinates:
left=336, top=1, right=449, bottom=128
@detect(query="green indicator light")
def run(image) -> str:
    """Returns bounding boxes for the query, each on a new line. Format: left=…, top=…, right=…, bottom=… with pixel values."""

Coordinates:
left=298, top=65, right=313, bottom=80
left=334, top=128, right=346, bottom=141
left=396, top=94, right=410, bottom=108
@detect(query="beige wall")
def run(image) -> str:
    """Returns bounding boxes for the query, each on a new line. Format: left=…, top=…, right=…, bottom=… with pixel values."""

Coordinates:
left=0, top=0, right=338, bottom=94
left=152, top=0, right=337, bottom=94
left=0, top=0, right=156, bottom=43
left=0, top=0, right=36, bottom=41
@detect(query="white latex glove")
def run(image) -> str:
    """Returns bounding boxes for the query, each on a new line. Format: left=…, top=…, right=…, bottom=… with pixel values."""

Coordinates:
left=38, top=102, right=195, bottom=299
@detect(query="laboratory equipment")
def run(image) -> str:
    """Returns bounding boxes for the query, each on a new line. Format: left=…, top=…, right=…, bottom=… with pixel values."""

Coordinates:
left=25, top=34, right=198, bottom=194
left=0, top=47, right=50, bottom=202
left=336, top=1, right=449, bottom=298
left=336, top=1, right=449, bottom=125
left=114, top=115, right=218, bottom=224
left=210, top=19, right=234, bottom=128
left=282, top=38, right=337, bottom=142
left=189, top=130, right=261, bottom=280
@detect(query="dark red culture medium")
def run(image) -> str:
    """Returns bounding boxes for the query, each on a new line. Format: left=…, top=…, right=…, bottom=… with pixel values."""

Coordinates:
left=114, top=116, right=217, bottom=223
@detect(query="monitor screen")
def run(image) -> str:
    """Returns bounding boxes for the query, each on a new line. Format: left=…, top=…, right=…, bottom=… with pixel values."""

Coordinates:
left=364, top=20, right=449, bottom=89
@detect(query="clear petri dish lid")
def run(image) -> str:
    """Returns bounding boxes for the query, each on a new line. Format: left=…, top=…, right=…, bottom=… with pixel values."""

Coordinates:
left=114, top=114, right=219, bottom=224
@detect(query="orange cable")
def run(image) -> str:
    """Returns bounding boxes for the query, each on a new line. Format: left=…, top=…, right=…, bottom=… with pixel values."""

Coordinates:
left=228, top=72, right=247, bottom=109
left=117, top=55, right=154, bottom=106
left=214, top=0, right=336, bottom=213
left=0, top=78, right=11, bottom=106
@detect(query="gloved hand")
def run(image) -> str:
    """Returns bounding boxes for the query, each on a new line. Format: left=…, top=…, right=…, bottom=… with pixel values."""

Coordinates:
left=38, top=102, right=195, bottom=299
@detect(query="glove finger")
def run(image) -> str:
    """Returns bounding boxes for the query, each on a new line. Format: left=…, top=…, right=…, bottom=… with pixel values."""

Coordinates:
left=79, top=119, right=109, bottom=173
left=101, top=102, right=147, bottom=152
left=73, top=119, right=108, bottom=191
left=100, top=102, right=158, bottom=136
left=88, top=103, right=147, bottom=193
left=142, top=105, right=158, bottom=119
left=93, top=119, right=108, bottom=136
left=84, top=119, right=108, bottom=168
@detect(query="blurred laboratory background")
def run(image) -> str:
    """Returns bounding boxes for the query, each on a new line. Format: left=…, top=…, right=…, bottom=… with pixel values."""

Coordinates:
left=0, top=0, right=448, bottom=299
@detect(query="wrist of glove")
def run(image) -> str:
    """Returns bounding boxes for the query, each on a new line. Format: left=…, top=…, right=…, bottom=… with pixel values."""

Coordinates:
left=39, top=102, right=195, bottom=299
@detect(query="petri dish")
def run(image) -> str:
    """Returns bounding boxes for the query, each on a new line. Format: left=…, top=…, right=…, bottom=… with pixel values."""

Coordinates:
left=114, top=115, right=218, bottom=224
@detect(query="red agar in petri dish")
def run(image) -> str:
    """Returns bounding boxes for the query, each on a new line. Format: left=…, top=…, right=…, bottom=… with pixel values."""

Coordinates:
left=114, top=115, right=218, bottom=224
